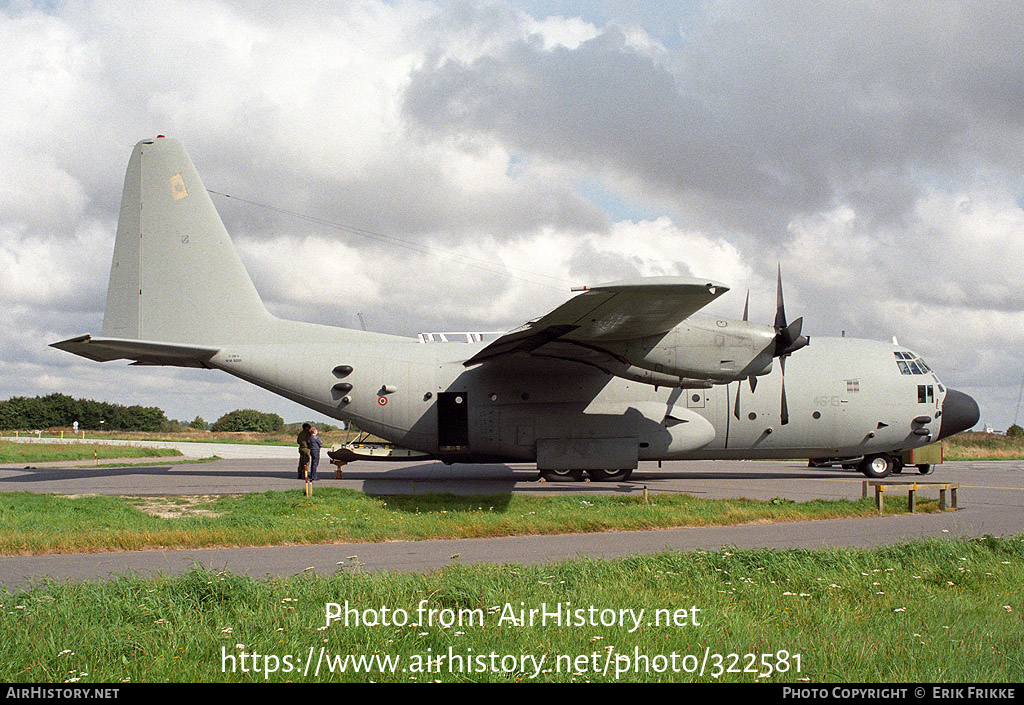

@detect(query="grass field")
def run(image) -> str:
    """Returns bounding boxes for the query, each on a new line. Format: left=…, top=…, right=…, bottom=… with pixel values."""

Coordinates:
left=1, top=536, right=1020, bottom=683
left=942, top=432, right=1024, bottom=460
left=0, top=441, right=182, bottom=464
left=0, top=431, right=1016, bottom=683
left=0, top=488, right=940, bottom=556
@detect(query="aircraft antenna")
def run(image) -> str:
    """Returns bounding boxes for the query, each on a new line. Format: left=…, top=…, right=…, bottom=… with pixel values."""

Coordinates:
left=207, top=190, right=575, bottom=292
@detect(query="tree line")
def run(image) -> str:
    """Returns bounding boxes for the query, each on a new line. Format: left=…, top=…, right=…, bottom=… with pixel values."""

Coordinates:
left=0, top=394, right=285, bottom=433
left=0, top=393, right=167, bottom=431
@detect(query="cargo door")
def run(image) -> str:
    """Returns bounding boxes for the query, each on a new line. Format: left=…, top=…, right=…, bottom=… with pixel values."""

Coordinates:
left=438, top=391, right=469, bottom=451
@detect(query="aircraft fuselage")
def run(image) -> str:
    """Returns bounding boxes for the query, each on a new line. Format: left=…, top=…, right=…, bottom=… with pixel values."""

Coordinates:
left=209, top=325, right=955, bottom=466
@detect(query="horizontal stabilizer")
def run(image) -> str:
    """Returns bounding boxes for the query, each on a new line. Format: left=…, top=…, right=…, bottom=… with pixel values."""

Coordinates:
left=50, top=335, right=220, bottom=368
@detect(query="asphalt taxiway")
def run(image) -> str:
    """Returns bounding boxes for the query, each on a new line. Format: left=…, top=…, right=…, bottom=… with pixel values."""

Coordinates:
left=1, top=452, right=1021, bottom=589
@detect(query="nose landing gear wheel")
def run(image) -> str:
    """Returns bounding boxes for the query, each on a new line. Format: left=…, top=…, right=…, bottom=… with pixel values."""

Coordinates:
left=860, top=454, right=894, bottom=479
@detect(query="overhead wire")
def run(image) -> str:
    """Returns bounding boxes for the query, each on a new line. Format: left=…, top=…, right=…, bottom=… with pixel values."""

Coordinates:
left=207, top=189, right=575, bottom=293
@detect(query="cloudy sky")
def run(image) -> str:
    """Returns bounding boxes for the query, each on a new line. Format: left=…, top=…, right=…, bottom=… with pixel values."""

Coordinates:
left=2, top=0, right=1022, bottom=429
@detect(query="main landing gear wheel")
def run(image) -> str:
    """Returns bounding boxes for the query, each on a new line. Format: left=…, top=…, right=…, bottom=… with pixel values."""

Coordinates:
left=860, top=454, right=894, bottom=479
left=587, top=469, right=634, bottom=482
left=917, top=464, right=934, bottom=475
left=538, top=468, right=584, bottom=482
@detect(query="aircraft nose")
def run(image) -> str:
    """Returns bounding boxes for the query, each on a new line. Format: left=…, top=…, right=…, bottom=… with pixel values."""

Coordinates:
left=937, top=388, right=980, bottom=440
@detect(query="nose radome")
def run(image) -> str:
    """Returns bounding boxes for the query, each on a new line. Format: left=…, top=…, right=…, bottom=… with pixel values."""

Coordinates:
left=937, top=389, right=980, bottom=440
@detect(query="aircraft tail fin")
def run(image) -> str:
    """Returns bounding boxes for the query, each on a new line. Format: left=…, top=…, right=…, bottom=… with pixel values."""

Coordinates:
left=100, top=136, right=271, bottom=345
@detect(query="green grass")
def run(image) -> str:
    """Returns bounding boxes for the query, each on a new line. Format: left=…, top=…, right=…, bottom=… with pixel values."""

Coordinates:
left=1, top=536, right=1020, bottom=682
left=0, top=489, right=939, bottom=556
left=0, top=441, right=182, bottom=464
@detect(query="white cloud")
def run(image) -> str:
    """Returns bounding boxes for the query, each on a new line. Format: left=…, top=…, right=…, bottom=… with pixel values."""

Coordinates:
left=1, top=222, right=112, bottom=307
left=1, top=0, right=1021, bottom=430
left=524, top=14, right=600, bottom=50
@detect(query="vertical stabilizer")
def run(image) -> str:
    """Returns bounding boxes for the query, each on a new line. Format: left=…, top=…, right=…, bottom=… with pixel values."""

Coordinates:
left=100, top=137, right=269, bottom=344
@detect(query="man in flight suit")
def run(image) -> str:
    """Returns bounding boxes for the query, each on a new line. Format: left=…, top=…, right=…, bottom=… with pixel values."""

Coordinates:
left=297, top=422, right=312, bottom=479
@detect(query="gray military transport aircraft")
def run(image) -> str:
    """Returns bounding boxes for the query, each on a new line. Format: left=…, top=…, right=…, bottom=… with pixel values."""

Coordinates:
left=53, top=137, right=980, bottom=481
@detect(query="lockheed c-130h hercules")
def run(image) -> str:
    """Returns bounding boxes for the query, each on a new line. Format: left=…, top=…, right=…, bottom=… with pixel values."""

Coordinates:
left=53, top=137, right=980, bottom=481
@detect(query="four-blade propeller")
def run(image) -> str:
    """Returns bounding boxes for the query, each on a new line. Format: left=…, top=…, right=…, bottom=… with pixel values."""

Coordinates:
left=733, top=266, right=809, bottom=425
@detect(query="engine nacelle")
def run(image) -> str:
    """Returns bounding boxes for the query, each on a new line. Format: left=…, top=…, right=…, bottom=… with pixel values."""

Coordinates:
left=605, top=316, right=776, bottom=386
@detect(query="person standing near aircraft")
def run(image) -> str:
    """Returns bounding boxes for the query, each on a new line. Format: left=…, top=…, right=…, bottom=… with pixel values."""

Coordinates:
left=297, top=423, right=312, bottom=480
left=309, top=427, right=323, bottom=481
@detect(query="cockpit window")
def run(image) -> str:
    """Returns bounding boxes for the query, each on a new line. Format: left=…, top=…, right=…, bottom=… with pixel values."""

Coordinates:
left=894, top=351, right=932, bottom=375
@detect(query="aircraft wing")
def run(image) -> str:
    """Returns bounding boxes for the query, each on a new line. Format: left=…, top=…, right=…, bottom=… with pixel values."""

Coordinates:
left=464, top=277, right=728, bottom=367
left=50, top=335, right=220, bottom=368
